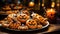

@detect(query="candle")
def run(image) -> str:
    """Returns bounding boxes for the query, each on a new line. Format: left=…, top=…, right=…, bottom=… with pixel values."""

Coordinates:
left=46, top=9, right=56, bottom=19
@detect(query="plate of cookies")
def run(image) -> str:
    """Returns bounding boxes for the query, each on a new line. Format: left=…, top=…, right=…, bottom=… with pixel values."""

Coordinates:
left=0, top=11, right=49, bottom=31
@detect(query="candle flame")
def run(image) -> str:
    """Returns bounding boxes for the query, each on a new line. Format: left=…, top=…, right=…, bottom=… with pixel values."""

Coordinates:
left=51, top=2, right=55, bottom=7
left=47, top=9, right=56, bottom=12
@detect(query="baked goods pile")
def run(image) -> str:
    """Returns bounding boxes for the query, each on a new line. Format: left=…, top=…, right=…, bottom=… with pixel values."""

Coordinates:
left=2, top=4, right=23, bottom=10
left=0, top=11, right=48, bottom=31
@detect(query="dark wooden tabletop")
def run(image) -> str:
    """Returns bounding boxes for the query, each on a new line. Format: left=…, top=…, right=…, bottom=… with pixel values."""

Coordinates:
left=0, top=24, right=60, bottom=34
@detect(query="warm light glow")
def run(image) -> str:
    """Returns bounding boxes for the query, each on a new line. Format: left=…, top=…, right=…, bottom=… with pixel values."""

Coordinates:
left=51, top=2, right=55, bottom=8
left=29, top=2, right=34, bottom=7
left=46, top=8, right=56, bottom=19
left=51, top=9, right=53, bottom=11
left=42, top=3, right=44, bottom=7
left=47, top=9, right=55, bottom=12
left=39, top=3, right=40, bottom=5
left=57, top=3, right=60, bottom=6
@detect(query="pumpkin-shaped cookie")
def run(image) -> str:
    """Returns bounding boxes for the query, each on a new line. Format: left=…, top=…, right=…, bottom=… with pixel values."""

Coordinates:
left=26, top=19, right=37, bottom=29
left=17, top=14, right=30, bottom=23
left=31, top=13, right=41, bottom=24
left=9, top=21, right=21, bottom=29
left=37, top=16, right=47, bottom=25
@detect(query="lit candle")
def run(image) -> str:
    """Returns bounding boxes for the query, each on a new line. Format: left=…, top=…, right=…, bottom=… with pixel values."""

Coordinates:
left=46, top=9, right=56, bottom=19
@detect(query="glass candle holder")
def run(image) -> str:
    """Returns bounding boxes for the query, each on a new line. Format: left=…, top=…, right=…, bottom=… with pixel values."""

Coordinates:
left=46, top=8, right=56, bottom=24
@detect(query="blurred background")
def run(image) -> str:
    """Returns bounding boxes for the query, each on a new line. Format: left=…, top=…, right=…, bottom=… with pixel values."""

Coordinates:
left=0, top=0, right=60, bottom=14
left=0, top=0, right=60, bottom=23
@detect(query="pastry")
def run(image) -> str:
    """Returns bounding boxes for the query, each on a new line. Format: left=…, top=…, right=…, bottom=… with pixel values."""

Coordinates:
left=9, top=20, right=21, bottom=29
left=26, top=19, right=37, bottom=29
left=18, top=26, right=28, bottom=30
left=17, top=14, right=30, bottom=23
